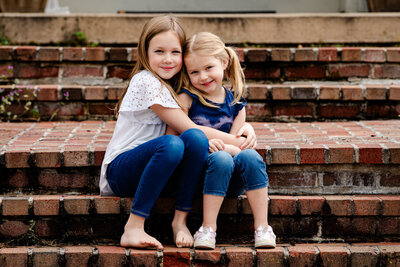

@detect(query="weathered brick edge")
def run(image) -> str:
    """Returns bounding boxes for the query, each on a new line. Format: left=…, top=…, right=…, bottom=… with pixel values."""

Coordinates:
left=1, top=195, right=399, bottom=217
left=0, top=243, right=399, bottom=267
left=1, top=46, right=399, bottom=63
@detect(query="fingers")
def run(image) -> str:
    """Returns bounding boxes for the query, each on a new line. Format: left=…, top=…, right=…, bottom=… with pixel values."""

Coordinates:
left=236, top=125, right=245, bottom=137
left=209, top=139, right=225, bottom=153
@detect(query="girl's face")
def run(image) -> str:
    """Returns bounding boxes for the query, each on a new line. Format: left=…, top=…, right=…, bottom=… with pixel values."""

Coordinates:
left=184, top=52, right=227, bottom=98
left=147, top=30, right=183, bottom=80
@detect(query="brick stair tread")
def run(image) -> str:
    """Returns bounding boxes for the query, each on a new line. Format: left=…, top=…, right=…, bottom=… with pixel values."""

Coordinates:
left=1, top=243, right=400, bottom=267
left=1, top=120, right=400, bottom=169
left=1, top=194, right=399, bottom=217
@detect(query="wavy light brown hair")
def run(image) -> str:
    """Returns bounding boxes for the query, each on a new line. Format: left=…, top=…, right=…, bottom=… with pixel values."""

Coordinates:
left=182, top=32, right=245, bottom=108
left=115, top=15, right=187, bottom=114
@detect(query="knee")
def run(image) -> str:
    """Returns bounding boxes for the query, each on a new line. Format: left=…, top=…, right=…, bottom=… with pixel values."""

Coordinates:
left=180, top=128, right=209, bottom=152
left=162, top=135, right=185, bottom=162
left=208, top=151, right=235, bottom=171
left=234, top=149, right=265, bottom=168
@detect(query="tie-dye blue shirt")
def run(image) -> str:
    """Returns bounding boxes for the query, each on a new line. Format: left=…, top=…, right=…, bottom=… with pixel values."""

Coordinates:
left=180, top=87, right=246, bottom=133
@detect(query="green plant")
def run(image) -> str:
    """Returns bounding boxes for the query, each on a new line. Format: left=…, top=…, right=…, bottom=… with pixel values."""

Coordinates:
left=72, top=31, right=87, bottom=46
left=0, top=34, right=10, bottom=45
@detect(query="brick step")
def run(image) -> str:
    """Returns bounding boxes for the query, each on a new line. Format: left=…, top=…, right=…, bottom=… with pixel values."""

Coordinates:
left=1, top=46, right=400, bottom=87
left=1, top=83, right=400, bottom=121
left=0, top=195, right=399, bottom=245
left=1, top=120, right=399, bottom=195
left=1, top=243, right=400, bottom=267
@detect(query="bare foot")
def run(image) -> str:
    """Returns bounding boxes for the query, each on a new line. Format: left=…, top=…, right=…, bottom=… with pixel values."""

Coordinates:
left=172, top=223, right=194, bottom=248
left=120, top=228, right=163, bottom=249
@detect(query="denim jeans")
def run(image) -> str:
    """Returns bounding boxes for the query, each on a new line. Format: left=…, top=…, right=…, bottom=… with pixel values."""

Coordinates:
left=203, top=149, right=268, bottom=197
left=106, top=129, right=208, bottom=218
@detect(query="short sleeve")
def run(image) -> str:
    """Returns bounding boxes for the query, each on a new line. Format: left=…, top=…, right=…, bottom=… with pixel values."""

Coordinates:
left=119, top=70, right=180, bottom=112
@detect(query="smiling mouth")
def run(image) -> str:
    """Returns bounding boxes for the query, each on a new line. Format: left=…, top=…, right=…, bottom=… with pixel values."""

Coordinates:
left=202, top=80, right=213, bottom=87
left=162, top=67, right=174, bottom=71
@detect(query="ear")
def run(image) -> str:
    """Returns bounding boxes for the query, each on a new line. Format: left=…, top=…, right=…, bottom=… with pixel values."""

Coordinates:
left=221, top=58, right=229, bottom=70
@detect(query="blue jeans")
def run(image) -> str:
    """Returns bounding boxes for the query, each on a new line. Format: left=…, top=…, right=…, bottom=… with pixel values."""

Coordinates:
left=106, top=129, right=208, bottom=218
left=203, top=149, right=268, bottom=197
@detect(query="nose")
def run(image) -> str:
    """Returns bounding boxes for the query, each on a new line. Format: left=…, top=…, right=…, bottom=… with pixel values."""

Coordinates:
left=163, top=53, right=172, bottom=63
left=199, top=71, right=207, bottom=81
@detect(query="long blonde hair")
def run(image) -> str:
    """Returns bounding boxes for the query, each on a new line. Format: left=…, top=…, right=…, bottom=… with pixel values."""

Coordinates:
left=182, top=32, right=245, bottom=108
left=115, top=15, right=187, bottom=114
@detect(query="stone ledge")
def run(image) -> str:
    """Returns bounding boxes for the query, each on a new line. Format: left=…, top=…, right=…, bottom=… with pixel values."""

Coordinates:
left=1, top=13, right=400, bottom=44
left=0, top=243, right=399, bottom=267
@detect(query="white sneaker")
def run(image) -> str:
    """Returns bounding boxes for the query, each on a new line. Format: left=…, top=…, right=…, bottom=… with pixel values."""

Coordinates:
left=194, top=226, right=216, bottom=249
left=254, top=225, right=276, bottom=248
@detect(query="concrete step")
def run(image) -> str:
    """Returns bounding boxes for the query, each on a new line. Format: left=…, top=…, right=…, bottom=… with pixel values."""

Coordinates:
left=0, top=243, right=400, bottom=267
left=1, top=120, right=400, bottom=195
left=0, top=195, right=399, bottom=246
left=1, top=82, right=400, bottom=121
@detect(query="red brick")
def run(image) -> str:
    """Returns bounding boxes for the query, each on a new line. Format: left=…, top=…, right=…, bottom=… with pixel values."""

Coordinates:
left=109, top=48, right=128, bottom=61
left=379, top=195, right=400, bottom=216
left=34, top=219, right=59, bottom=237
left=257, top=247, right=285, bottom=267
left=317, top=245, right=349, bottom=267
left=244, top=103, right=271, bottom=119
left=61, top=86, right=82, bottom=100
left=352, top=196, right=380, bottom=216
left=63, top=47, right=83, bottom=61
left=88, top=103, right=115, bottom=115
left=0, top=247, right=28, bottom=267
left=341, top=48, right=362, bottom=61
left=380, top=173, right=400, bottom=187
left=319, top=104, right=359, bottom=118
left=319, top=86, right=340, bottom=100
left=234, top=48, right=245, bottom=62
left=271, top=48, right=291, bottom=61
left=8, top=170, right=29, bottom=187
left=328, top=144, right=354, bottom=164
left=17, top=66, right=58, bottom=78
left=33, top=196, right=60, bottom=216
left=352, top=217, right=376, bottom=235
left=194, top=248, right=222, bottom=265
left=84, top=86, right=105, bottom=100
left=246, top=48, right=268, bottom=62
left=163, top=246, right=191, bottom=266
left=130, top=249, right=158, bottom=266
left=318, top=48, right=338, bottom=62
left=65, top=246, right=93, bottom=267
left=342, top=86, right=363, bottom=101
left=299, top=145, right=325, bottom=164
left=244, top=67, right=280, bottom=79
left=85, top=47, right=105, bottom=61
left=94, top=196, right=120, bottom=214
left=288, top=245, right=318, bottom=267
left=97, top=246, right=127, bottom=267
left=63, top=148, right=90, bottom=167
left=271, top=146, right=297, bottom=164
left=292, top=86, right=316, bottom=99
left=225, top=247, right=254, bottom=267
left=0, top=65, right=14, bottom=78
left=0, top=221, right=29, bottom=237
left=377, top=244, right=400, bottom=266
left=108, top=66, right=131, bottom=79
left=364, top=48, right=385, bottom=62
left=246, top=84, right=268, bottom=100
left=15, top=46, right=37, bottom=61
left=269, top=172, right=318, bottom=187
left=365, top=85, right=387, bottom=100
left=273, top=104, right=313, bottom=117
left=0, top=46, right=13, bottom=60
left=378, top=217, right=400, bottom=235
left=63, top=66, right=103, bottom=77
left=357, top=144, right=383, bottom=164
left=374, top=65, right=400, bottom=78
left=33, top=149, right=61, bottom=168
left=63, top=196, right=91, bottom=215
left=328, top=64, right=370, bottom=78
left=324, top=196, right=352, bottom=216
left=38, top=47, right=60, bottom=61
left=387, top=48, right=400, bottom=62
left=297, top=196, right=324, bottom=215
left=33, top=247, right=59, bottom=267
left=36, top=85, right=59, bottom=101
left=121, top=198, right=134, bottom=214
left=107, top=87, right=125, bottom=100
left=285, top=66, right=326, bottom=79
left=389, top=85, right=400, bottom=100
left=348, top=245, right=378, bottom=267
left=294, top=48, right=316, bottom=61
left=269, top=196, right=296, bottom=215
left=271, top=86, right=291, bottom=100
left=94, top=147, right=106, bottom=166
left=5, top=150, right=30, bottom=168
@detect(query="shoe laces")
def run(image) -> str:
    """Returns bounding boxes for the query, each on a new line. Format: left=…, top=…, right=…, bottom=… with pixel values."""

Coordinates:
left=195, top=226, right=216, bottom=240
left=255, top=225, right=275, bottom=239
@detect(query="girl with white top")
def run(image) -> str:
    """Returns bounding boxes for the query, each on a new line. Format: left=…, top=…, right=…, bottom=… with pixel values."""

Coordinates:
left=100, top=16, right=254, bottom=250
